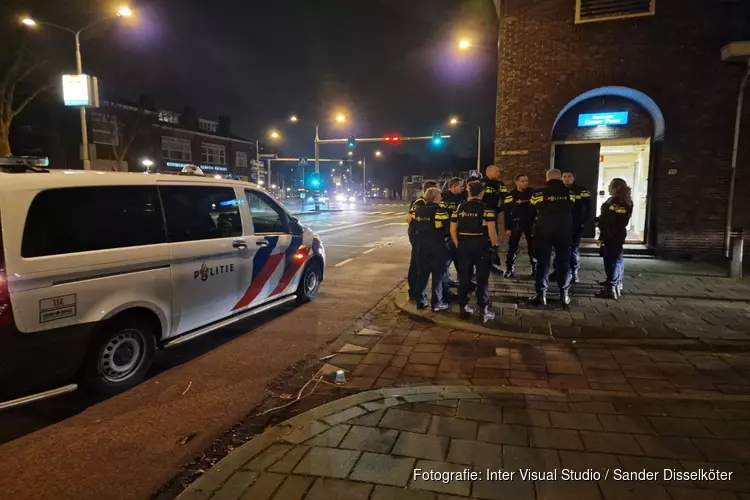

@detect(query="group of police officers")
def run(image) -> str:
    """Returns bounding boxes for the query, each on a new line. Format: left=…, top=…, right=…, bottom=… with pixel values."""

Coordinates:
left=406, top=165, right=618, bottom=323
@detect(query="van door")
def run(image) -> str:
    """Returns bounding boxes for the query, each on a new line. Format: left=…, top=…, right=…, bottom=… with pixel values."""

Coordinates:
left=159, top=184, right=247, bottom=336
left=232, top=189, right=301, bottom=311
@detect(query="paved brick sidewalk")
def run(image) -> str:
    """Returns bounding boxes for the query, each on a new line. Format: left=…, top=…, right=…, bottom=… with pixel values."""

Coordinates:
left=398, top=257, right=750, bottom=346
left=178, top=384, right=750, bottom=500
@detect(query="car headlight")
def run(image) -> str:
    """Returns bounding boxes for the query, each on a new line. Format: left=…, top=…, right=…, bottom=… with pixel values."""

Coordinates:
left=335, top=194, right=347, bottom=202
left=348, top=196, right=356, bottom=202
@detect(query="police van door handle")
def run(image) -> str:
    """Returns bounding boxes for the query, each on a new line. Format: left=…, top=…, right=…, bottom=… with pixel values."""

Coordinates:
left=233, top=240, right=248, bottom=249
left=255, top=239, right=269, bottom=247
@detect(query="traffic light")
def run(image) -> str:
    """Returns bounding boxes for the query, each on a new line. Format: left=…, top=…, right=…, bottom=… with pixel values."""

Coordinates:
left=432, top=130, right=442, bottom=146
left=310, top=172, right=321, bottom=188
left=347, top=135, right=356, bottom=149
left=384, top=135, right=401, bottom=143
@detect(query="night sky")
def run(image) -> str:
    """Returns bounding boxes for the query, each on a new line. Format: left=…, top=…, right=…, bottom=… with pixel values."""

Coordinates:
left=12, top=0, right=498, bottom=164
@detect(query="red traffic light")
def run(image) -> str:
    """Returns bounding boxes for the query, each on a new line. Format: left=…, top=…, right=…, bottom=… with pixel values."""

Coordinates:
left=384, top=135, right=401, bottom=142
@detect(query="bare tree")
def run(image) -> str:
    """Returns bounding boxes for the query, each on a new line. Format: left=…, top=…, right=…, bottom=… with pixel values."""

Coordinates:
left=111, top=105, right=149, bottom=171
left=0, top=22, right=52, bottom=157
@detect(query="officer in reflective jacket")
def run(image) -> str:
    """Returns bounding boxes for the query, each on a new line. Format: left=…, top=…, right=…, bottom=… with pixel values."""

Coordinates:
left=562, top=170, right=592, bottom=283
left=529, top=169, right=575, bottom=307
left=406, top=181, right=438, bottom=301
left=483, top=165, right=509, bottom=274
left=503, top=173, right=537, bottom=278
left=450, top=181, right=498, bottom=323
left=595, top=178, right=633, bottom=300
left=440, top=178, right=464, bottom=295
left=414, top=187, right=451, bottom=311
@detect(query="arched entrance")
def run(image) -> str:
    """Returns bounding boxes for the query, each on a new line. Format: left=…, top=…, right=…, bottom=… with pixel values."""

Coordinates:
left=550, top=86, right=665, bottom=245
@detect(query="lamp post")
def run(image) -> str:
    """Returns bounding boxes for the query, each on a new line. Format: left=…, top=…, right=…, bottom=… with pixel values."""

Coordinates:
left=22, top=7, right=133, bottom=170
left=450, top=117, right=481, bottom=171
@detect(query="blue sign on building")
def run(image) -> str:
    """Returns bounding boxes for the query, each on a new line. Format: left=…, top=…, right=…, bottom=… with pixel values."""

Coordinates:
left=578, top=111, right=629, bottom=127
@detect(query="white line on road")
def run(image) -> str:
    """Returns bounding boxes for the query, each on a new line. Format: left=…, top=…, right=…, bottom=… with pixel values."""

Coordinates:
left=314, top=214, right=405, bottom=235
left=373, top=222, right=408, bottom=228
left=334, top=258, right=354, bottom=267
left=362, top=248, right=376, bottom=254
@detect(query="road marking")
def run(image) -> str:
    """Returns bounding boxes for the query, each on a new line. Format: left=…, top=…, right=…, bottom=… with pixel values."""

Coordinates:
left=379, top=211, right=393, bottom=215
left=373, top=222, right=408, bottom=229
left=335, top=258, right=354, bottom=267
left=322, top=244, right=370, bottom=248
left=362, top=248, right=376, bottom=254
left=314, top=214, right=404, bottom=234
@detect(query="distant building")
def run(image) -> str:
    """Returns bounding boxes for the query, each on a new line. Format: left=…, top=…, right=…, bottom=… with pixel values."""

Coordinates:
left=86, top=100, right=254, bottom=180
left=492, top=0, right=750, bottom=257
left=401, top=172, right=464, bottom=200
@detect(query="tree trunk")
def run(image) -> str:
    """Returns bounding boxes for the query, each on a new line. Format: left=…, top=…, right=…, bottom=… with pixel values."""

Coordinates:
left=0, top=120, right=11, bottom=157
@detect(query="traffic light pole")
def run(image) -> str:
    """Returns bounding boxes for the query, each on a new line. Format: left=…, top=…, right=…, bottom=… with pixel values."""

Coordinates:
left=317, top=134, right=451, bottom=145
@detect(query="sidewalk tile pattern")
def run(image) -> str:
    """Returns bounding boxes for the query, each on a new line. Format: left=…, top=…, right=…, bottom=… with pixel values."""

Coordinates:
left=180, top=385, right=750, bottom=500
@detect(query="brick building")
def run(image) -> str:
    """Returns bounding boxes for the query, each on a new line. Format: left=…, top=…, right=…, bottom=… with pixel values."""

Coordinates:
left=87, top=100, right=254, bottom=180
left=493, top=0, right=750, bottom=257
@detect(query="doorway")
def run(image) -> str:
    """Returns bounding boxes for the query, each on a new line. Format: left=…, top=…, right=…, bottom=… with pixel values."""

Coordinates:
left=597, top=141, right=650, bottom=242
left=552, top=138, right=651, bottom=244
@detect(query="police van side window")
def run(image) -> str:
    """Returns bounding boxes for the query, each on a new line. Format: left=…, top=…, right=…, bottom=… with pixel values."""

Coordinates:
left=160, top=186, right=243, bottom=242
left=244, top=190, right=289, bottom=234
left=22, top=186, right=166, bottom=257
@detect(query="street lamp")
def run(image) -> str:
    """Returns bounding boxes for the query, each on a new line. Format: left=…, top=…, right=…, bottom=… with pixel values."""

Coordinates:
left=289, top=115, right=299, bottom=123
left=458, top=39, right=472, bottom=50
left=269, top=130, right=280, bottom=139
left=348, top=151, right=353, bottom=156
left=141, top=158, right=154, bottom=172
left=375, top=150, right=382, bottom=157
left=335, top=113, right=346, bottom=123
left=22, top=6, right=134, bottom=170
left=450, top=116, right=482, bottom=171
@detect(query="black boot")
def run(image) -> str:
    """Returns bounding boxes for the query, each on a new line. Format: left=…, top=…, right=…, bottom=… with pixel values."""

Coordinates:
left=504, top=266, right=516, bottom=278
left=595, top=286, right=617, bottom=300
left=572, top=271, right=580, bottom=284
left=529, top=293, right=546, bottom=306
left=560, top=289, right=571, bottom=307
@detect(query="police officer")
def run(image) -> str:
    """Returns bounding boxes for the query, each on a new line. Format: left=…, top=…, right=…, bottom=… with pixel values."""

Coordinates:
left=596, top=178, right=633, bottom=299
left=503, top=173, right=537, bottom=278
left=562, top=170, right=591, bottom=283
left=529, top=169, right=575, bottom=307
left=450, top=181, right=498, bottom=323
left=483, top=165, right=508, bottom=274
left=406, top=181, right=438, bottom=301
left=414, top=187, right=451, bottom=311
left=440, top=178, right=463, bottom=293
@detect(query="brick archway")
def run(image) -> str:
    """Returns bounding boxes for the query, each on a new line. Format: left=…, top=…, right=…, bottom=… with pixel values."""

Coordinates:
left=551, top=86, right=665, bottom=141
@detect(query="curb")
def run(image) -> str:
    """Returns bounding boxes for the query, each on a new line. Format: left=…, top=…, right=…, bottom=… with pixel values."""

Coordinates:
left=176, top=384, right=750, bottom=500
left=393, top=284, right=750, bottom=351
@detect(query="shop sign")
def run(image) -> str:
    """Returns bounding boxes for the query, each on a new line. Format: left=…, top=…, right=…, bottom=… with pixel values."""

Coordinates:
left=166, top=161, right=192, bottom=169
left=201, top=165, right=228, bottom=172
left=578, top=111, right=628, bottom=127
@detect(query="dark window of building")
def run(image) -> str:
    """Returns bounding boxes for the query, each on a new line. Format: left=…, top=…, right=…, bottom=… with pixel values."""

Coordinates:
left=245, top=190, right=289, bottom=234
left=22, top=186, right=166, bottom=257
left=576, top=0, right=654, bottom=23
left=160, top=185, right=242, bottom=242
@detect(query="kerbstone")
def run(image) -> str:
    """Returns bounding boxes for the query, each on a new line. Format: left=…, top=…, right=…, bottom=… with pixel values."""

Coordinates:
left=349, top=452, right=416, bottom=487
left=292, top=447, right=361, bottom=479
left=393, top=431, right=449, bottom=461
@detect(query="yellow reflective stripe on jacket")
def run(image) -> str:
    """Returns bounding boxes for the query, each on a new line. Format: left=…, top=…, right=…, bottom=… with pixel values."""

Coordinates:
left=435, top=213, right=450, bottom=220
left=503, top=195, right=514, bottom=204
left=608, top=205, right=628, bottom=214
left=483, top=210, right=495, bottom=218
left=530, top=195, right=543, bottom=205
left=569, top=194, right=576, bottom=202
left=580, top=190, right=591, bottom=198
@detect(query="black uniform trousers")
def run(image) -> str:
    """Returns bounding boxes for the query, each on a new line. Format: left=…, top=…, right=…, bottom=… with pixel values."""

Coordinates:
left=458, top=237, right=491, bottom=309
left=416, top=240, right=446, bottom=306
left=408, top=233, right=419, bottom=300
left=534, top=228, right=572, bottom=295
left=507, top=223, right=536, bottom=269
left=570, top=227, right=583, bottom=274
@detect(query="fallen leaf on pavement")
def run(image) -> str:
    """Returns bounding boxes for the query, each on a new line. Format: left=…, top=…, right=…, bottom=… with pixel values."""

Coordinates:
left=178, top=433, right=197, bottom=445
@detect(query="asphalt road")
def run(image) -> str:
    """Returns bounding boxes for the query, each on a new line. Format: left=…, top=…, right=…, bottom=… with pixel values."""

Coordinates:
left=0, top=203, right=412, bottom=500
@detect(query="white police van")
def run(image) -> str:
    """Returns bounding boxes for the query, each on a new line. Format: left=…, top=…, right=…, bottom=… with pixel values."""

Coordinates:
left=0, top=159, right=325, bottom=409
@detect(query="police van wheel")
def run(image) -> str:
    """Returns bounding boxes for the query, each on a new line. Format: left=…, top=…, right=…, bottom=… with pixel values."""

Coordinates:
left=297, top=261, right=322, bottom=303
left=81, top=316, right=156, bottom=396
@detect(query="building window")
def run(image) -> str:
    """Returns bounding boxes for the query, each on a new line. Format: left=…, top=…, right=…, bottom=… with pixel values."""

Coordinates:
left=199, top=119, right=218, bottom=133
left=412, top=175, right=423, bottom=183
left=162, top=136, right=192, bottom=161
left=158, top=110, right=180, bottom=124
left=576, top=0, right=654, bottom=23
left=236, top=151, right=248, bottom=167
left=202, top=142, right=226, bottom=164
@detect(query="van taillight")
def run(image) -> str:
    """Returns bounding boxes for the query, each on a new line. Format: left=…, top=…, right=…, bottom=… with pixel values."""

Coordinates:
left=0, top=215, right=11, bottom=327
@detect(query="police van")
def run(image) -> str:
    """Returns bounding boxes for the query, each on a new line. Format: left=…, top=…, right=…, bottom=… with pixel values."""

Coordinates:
left=0, top=159, right=325, bottom=409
